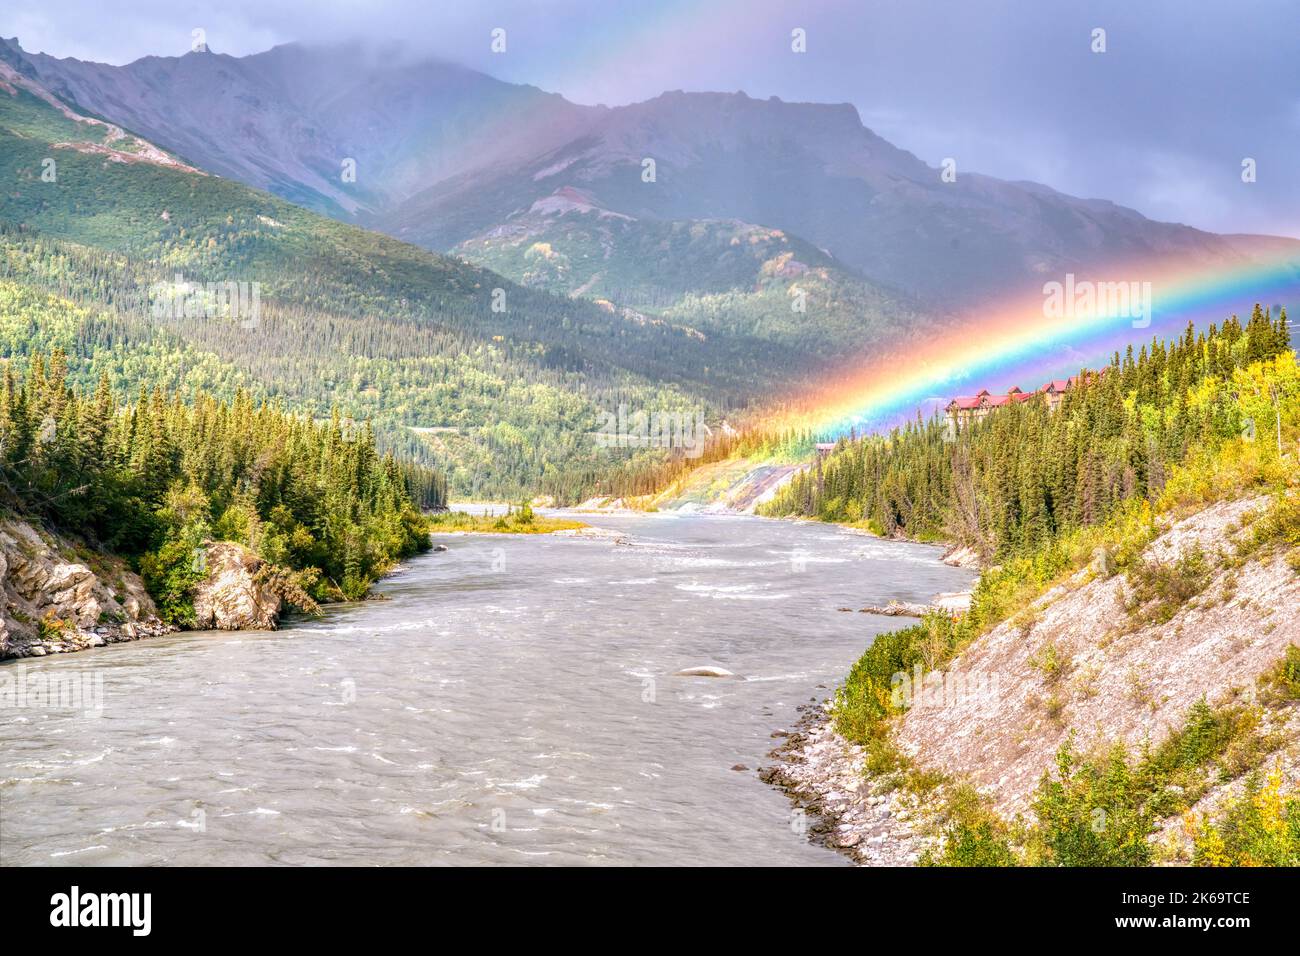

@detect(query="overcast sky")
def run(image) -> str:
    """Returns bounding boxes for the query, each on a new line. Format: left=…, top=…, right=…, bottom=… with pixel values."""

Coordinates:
left=4, top=0, right=1297, bottom=237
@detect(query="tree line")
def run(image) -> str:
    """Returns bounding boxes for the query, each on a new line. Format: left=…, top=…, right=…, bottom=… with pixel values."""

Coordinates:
left=765, top=306, right=1292, bottom=560
left=0, top=347, right=439, bottom=622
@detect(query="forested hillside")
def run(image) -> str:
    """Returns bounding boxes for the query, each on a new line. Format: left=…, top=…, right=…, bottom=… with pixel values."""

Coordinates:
left=455, top=196, right=927, bottom=361
left=0, top=65, right=817, bottom=499
left=0, top=347, right=432, bottom=624
left=766, top=306, right=1293, bottom=561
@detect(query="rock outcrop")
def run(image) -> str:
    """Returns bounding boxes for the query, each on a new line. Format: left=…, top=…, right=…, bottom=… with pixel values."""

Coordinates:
left=191, top=541, right=282, bottom=631
left=0, top=519, right=170, bottom=659
left=896, top=496, right=1300, bottom=818
left=940, top=543, right=982, bottom=569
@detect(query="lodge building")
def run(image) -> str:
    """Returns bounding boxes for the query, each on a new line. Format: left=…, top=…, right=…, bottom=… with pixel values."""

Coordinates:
left=945, top=377, right=1074, bottom=429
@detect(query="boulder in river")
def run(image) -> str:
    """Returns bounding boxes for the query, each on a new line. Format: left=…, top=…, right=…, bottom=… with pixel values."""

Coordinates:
left=858, top=600, right=928, bottom=618
left=674, top=665, right=734, bottom=678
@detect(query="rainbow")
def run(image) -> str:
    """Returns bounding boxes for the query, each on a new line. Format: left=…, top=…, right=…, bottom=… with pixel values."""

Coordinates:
left=788, top=250, right=1300, bottom=438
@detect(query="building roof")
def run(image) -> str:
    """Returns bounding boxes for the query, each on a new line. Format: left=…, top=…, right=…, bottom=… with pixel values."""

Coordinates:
left=948, top=376, right=1073, bottom=415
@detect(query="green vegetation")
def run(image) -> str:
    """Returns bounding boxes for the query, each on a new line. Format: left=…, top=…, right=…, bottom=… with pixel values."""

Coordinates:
left=821, top=315, right=1299, bottom=866
left=1258, top=644, right=1300, bottom=705
left=427, top=504, right=587, bottom=535
left=0, top=348, right=431, bottom=623
left=1021, top=699, right=1279, bottom=866
left=1192, top=764, right=1300, bottom=866
left=0, top=80, right=828, bottom=501
left=1124, top=544, right=1212, bottom=627
left=914, top=689, right=1288, bottom=867
left=766, top=309, right=1292, bottom=561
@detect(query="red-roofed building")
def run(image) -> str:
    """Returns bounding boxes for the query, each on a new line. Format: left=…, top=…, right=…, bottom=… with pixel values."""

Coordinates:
left=947, top=378, right=1072, bottom=429
left=1037, top=378, right=1073, bottom=412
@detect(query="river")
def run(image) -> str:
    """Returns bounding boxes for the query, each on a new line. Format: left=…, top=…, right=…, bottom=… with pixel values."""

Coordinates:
left=0, top=512, right=974, bottom=866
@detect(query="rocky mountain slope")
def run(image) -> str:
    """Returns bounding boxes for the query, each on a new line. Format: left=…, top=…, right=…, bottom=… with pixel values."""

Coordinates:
left=1, top=38, right=592, bottom=220
left=7, top=37, right=1295, bottom=307
left=767, top=491, right=1300, bottom=865
left=896, top=495, right=1300, bottom=818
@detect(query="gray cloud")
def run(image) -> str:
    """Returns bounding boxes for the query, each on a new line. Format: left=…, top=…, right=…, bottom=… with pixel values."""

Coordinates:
left=3, top=0, right=1296, bottom=237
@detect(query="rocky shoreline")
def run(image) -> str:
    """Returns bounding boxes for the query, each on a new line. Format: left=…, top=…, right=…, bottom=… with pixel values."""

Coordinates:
left=1, top=519, right=173, bottom=661
left=1, top=525, right=283, bottom=661
left=760, top=535, right=977, bottom=864
left=759, top=701, right=931, bottom=866
left=6, top=619, right=177, bottom=659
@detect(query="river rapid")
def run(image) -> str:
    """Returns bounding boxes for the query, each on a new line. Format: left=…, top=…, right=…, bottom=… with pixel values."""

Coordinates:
left=0, top=512, right=974, bottom=866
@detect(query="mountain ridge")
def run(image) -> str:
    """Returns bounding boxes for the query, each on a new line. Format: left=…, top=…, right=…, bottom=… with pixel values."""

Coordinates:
left=6, top=36, right=1295, bottom=310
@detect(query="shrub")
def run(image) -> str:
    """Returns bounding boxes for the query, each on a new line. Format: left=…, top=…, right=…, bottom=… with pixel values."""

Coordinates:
left=1029, top=641, right=1069, bottom=685
left=923, top=819, right=1018, bottom=867
left=833, top=613, right=962, bottom=743
left=138, top=521, right=210, bottom=626
left=37, top=609, right=69, bottom=641
left=921, top=784, right=1018, bottom=867
left=1192, top=764, right=1300, bottom=866
left=1258, top=644, right=1300, bottom=704
left=1027, top=738, right=1155, bottom=866
left=1125, top=544, right=1212, bottom=626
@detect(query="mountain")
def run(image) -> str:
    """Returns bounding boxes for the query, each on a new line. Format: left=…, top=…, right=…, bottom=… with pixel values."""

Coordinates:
left=452, top=186, right=927, bottom=359
left=0, top=56, right=810, bottom=499
left=8, top=37, right=1295, bottom=309
left=392, top=87, right=1292, bottom=305
left=1, top=38, right=593, bottom=220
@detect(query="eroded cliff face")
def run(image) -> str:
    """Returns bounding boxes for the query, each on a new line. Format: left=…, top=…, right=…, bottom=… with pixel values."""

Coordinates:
left=897, top=496, right=1300, bottom=819
left=0, top=527, right=290, bottom=658
left=0, top=519, right=170, bottom=659
left=191, top=541, right=282, bottom=631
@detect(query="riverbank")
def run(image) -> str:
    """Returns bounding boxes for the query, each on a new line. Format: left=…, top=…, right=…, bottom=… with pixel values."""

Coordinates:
left=760, top=529, right=975, bottom=867
left=428, top=508, right=588, bottom=535
left=760, top=703, right=929, bottom=866
left=766, top=490, right=1300, bottom=866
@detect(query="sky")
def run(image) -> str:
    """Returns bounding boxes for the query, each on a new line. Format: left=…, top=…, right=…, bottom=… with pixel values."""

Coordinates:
left=3, top=0, right=1298, bottom=238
